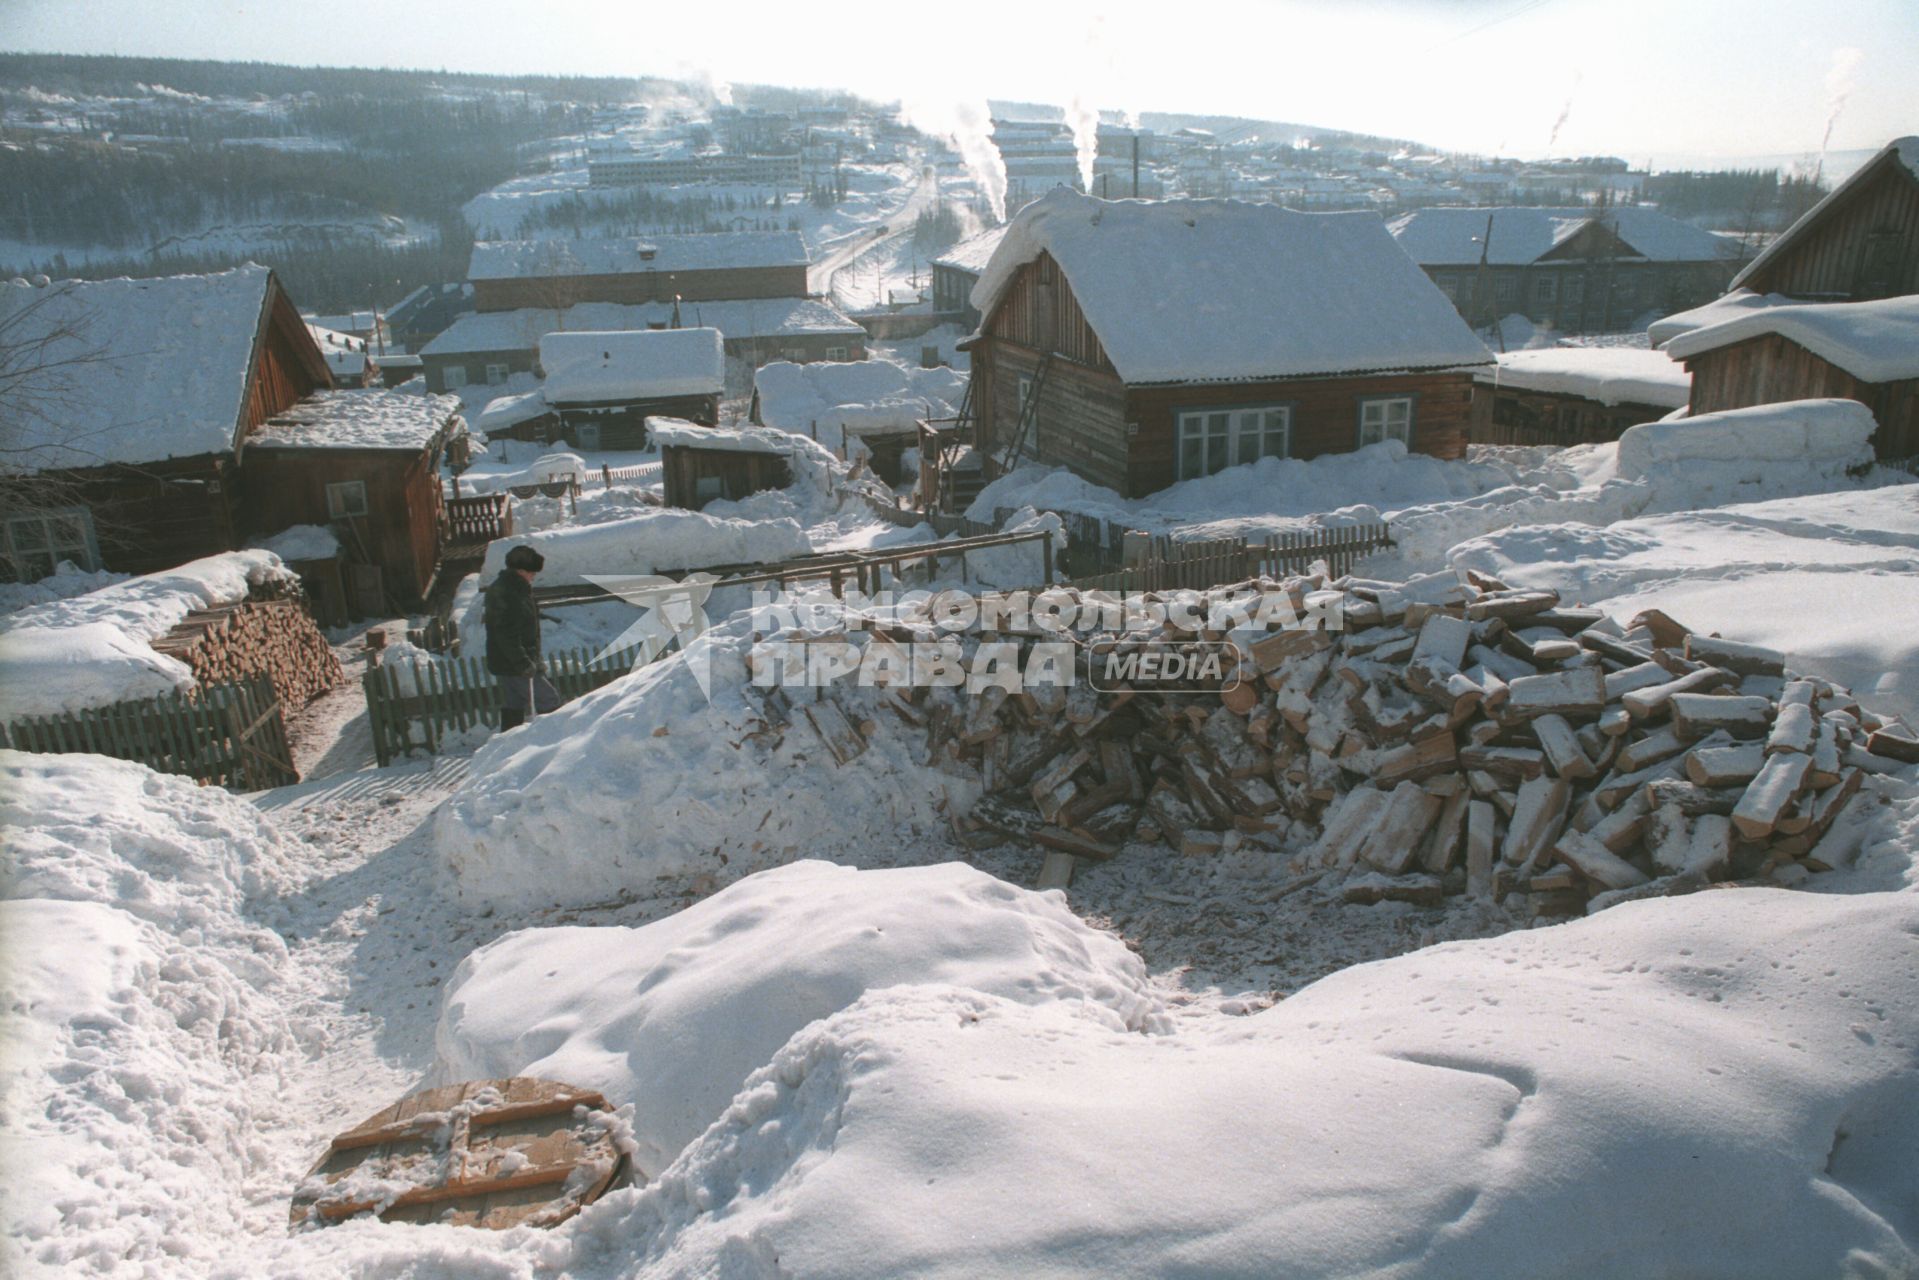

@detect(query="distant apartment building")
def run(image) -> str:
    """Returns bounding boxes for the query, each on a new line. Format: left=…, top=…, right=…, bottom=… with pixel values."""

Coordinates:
left=466, top=232, right=811, bottom=313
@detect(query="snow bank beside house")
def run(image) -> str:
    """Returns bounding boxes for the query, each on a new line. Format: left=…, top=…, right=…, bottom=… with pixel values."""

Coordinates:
left=0, top=562, right=128, bottom=617
left=0, top=622, right=192, bottom=721
left=0, top=550, right=294, bottom=719
left=567, top=888, right=1919, bottom=1280
left=478, top=508, right=809, bottom=586
left=436, top=860, right=1160, bottom=1176
left=248, top=523, right=340, bottom=562
left=433, top=621, right=981, bottom=912
left=1614, top=397, right=1876, bottom=480
left=0, top=752, right=299, bottom=1278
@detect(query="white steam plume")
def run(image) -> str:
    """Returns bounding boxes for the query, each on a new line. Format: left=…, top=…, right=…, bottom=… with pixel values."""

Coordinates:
left=899, top=98, right=1007, bottom=223
left=1546, top=72, right=1581, bottom=150
left=1821, top=47, right=1863, bottom=156
left=1067, top=90, right=1099, bottom=194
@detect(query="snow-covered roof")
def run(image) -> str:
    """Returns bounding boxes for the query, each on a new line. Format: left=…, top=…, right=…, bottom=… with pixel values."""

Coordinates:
left=1663, top=295, right=1919, bottom=384
left=0, top=266, right=277, bottom=470
left=933, top=225, right=1008, bottom=277
left=1473, top=346, right=1691, bottom=408
left=476, top=388, right=552, bottom=434
left=972, top=189, right=1493, bottom=386
left=1729, top=136, right=1919, bottom=292
left=420, top=297, right=864, bottom=358
left=754, top=358, right=967, bottom=441
left=307, top=323, right=370, bottom=380
left=468, top=232, right=810, bottom=281
left=1387, top=206, right=1739, bottom=266
left=247, top=388, right=462, bottom=451
left=539, top=328, right=724, bottom=404
left=1647, top=289, right=1794, bottom=348
left=647, top=417, right=794, bottom=456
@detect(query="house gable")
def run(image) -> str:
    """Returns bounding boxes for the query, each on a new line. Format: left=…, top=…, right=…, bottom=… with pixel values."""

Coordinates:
left=1732, top=139, right=1919, bottom=300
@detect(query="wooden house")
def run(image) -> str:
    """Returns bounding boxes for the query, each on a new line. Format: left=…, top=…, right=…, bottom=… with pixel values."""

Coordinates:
left=1663, top=295, right=1919, bottom=459
left=0, top=266, right=331, bottom=578
left=1388, top=206, right=1742, bottom=334
left=931, top=225, right=1007, bottom=330
left=959, top=189, right=1494, bottom=499
left=536, top=328, right=725, bottom=449
left=1728, top=137, right=1918, bottom=302
left=242, top=389, right=465, bottom=608
left=467, top=233, right=811, bottom=313
left=1470, top=347, right=1690, bottom=446
left=650, top=419, right=794, bottom=510
left=0, top=267, right=466, bottom=604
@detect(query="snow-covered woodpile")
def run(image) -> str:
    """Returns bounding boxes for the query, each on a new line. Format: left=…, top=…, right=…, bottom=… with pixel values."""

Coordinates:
left=783, top=572, right=1917, bottom=915
left=150, top=582, right=344, bottom=710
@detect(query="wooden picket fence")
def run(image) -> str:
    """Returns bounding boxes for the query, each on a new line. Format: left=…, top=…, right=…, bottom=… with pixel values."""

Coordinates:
left=1073, top=523, right=1393, bottom=593
left=364, top=643, right=648, bottom=766
left=601, top=461, right=663, bottom=487
left=0, top=673, right=297, bottom=792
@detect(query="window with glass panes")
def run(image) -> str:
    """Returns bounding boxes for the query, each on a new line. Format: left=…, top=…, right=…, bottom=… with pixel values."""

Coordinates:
left=1175, top=406, right=1290, bottom=480
left=1358, top=396, right=1413, bottom=447
left=3, top=508, right=101, bottom=582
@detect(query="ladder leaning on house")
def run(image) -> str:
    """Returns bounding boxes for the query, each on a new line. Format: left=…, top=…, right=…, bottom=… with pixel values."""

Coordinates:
left=992, top=351, right=1054, bottom=474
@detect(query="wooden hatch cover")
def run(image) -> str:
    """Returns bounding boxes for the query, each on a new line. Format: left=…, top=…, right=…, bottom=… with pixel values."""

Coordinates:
left=290, top=1078, right=628, bottom=1231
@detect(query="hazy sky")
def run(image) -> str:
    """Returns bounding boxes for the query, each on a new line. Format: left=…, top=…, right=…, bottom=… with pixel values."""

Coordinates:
left=5, top=0, right=1914, bottom=163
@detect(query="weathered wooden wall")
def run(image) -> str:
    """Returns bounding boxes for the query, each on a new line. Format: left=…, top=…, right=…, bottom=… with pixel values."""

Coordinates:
left=41, top=457, right=240, bottom=574
left=1743, top=158, right=1919, bottom=300
left=1684, top=332, right=1919, bottom=458
left=661, top=445, right=792, bottom=509
left=241, top=446, right=445, bottom=605
left=1469, top=383, right=1670, bottom=446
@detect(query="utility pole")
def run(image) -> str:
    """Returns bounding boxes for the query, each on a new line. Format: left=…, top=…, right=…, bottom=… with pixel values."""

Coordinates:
left=1472, top=211, right=1502, bottom=353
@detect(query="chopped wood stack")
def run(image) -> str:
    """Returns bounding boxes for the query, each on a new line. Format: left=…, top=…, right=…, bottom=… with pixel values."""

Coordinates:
left=151, top=588, right=344, bottom=711
left=770, top=571, right=1914, bottom=914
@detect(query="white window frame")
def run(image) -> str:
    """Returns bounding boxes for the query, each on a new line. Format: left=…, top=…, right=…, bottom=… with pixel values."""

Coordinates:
left=1494, top=274, right=1518, bottom=306
left=1176, top=405, right=1291, bottom=481
left=3, top=507, right=101, bottom=581
left=825, top=345, right=849, bottom=361
left=485, top=362, right=509, bottom=386
left=326, top=480, right=370, bottom=519
left=1357, top=396, right=1414, bottom=449
left=442, top=364, right=468, bottom=389
left=1535, top=274, right=1559, bottom=303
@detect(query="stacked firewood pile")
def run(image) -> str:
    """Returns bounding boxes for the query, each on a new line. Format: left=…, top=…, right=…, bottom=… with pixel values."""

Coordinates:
left=151, top=584, right=344, bottom=710
left=791, top=571, right=1917, bottom=915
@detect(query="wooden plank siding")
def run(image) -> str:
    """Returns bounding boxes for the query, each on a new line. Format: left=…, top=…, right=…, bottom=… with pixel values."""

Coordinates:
left=241, top=443, right=447, bottom=605
left=970, top=252, right=1479, bottom=498
left=1682, top=331, right=1919, bottom=458
left=1742, top=157, right=1919, bottom=301
left=1469, top=383, right=1672, bottom=447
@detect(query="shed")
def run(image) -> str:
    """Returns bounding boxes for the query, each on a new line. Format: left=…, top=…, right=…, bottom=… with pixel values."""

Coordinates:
left=243, top=389, right=465, bottom=608
left=1728, top=136, right=1919, bottom=302
left=650, top=418, right=795, bottom=511
left=961, top=190, right=1493, bottom=499
left=1470, top=347, right=1690, bottom=446
left=537, top=328, right=724, bottom=449
left=1664, top=294, right=1919, bottom=459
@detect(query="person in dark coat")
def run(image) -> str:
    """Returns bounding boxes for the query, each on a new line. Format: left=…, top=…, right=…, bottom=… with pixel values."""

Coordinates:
left=485, top=544, right=559, bottom=731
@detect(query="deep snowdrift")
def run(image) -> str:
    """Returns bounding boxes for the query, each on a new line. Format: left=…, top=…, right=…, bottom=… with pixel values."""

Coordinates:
left=1449, top=485, right=1919, bottom=721
left=433, top=623, right=981, bottom=912
left=565, top=888, right=1919, bottom=1280
left=435, top=860, right=1162, bottom=1176
left=0, top=752, right=300, bottom=1278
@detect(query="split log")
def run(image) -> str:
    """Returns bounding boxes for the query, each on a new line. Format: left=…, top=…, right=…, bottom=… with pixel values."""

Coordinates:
left=1503, top=666, right=1606, bottom=721
left=1683, top=633, right=1786, bottom=678
left=1730, top=751, right=1813, bottom=840
left=1532, top=714, right=1594, bottom=779
left=1553, top=830, right=1650, bottom=891
left=1669, top=693, right=1772, bottom=740
left=1358, top=781, right=1444, bottom=875
left=1502, top=775, right=1571, bottom=870
left=1466, top=800, right=1497, bottom=898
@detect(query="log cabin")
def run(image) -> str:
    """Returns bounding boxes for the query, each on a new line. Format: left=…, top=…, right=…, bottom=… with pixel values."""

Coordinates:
left=1663, top=295, right=1919, bottom=459
left=0, top=267, right=467, bottom=602
left=536, top=327, right=724, bottom=449
left=959, top=189, right=1494, bottom=499
left=1727, top=137, right=1919, bottom=302
left=1389, top=206, right=1742, bottom=334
